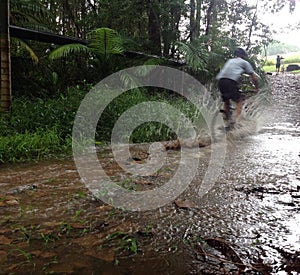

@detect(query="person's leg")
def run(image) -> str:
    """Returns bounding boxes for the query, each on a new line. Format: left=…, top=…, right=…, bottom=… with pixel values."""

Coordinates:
left=234, top=98, right=243, bottom=120
left=224, top=100, right=231, bottom=121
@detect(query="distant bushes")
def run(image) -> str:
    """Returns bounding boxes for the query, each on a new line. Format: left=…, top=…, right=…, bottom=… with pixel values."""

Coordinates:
left=266, top=54, right=300, bottom=66
left=266, top=42, right=300, bottom=56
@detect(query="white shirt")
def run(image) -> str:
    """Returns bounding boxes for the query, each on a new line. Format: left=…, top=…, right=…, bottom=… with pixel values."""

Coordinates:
left=216, top=57, right=254, bottom=82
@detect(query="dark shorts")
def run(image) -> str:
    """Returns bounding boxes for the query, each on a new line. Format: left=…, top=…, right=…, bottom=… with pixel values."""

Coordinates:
left=218, top=78, right=241, bottom=102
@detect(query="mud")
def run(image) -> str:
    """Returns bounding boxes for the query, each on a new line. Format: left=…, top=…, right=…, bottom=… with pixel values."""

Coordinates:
left=0, top=73, right=299, bottom=274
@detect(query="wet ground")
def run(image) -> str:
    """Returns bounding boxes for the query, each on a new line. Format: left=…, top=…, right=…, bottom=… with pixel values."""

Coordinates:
left=0, top=73, right=299, bottom=274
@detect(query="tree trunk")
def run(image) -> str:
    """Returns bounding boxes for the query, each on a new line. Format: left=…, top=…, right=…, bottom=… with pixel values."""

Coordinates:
left=205, top=0, right=215, bottom=36
left=0, top=0, right=12, bottom=113
left=195, top=0, right=202, bottom=38
left=148, top=0, right=161, bottom=55
left=246, top=0, right=258, bottom=50
left=190, top=0, right=196, bottom=42
left=188, top=0, right=202, bottom=41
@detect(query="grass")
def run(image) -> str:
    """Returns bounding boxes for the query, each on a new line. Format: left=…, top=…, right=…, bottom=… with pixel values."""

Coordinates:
left=263, top=64, right=300, bottom=73
left=0, top=128, right=71, bottom=163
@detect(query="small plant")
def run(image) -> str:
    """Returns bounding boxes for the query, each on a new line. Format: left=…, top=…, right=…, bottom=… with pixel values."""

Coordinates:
left=42, top=255, right=59, bottom=274
left=251, top=238, right=261, bottom=246
left=144, top=224, right=153, bottom=236
left=101, top=231, right=139, bottom=265
left=8, top=246, right=35, bottom=269
left=72, top=209, right=84, bottom=223
left=59, top=223, right=72, bottom=236
left=120, top=178, right=137, bottom=191
left=20, top=226, right=34, bottom=243
left=40, top=232, right=55, bottom=246
left=74, top=191, right=86, bottom=199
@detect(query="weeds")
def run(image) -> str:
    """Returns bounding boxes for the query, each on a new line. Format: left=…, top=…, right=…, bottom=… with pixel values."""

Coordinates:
left=101, top=231, right=139, bottom=265
left=72, top=209, right=84, bottom=223
left=120, top=178, right=138, bottom=191
left=144, top=224, right=153, bottom=236
left=19, top=226, right=35, bottom=243
left=59, top=223, right=72, bottom=236
left=40, top=232, right=56, bottom=246
left=42, top=255, right=59, bottom=274
left=8, top=246, right=35, bottom=269
left=0, top=128, right=69, bottom=163
left=74, top=190, right=87, bottom=199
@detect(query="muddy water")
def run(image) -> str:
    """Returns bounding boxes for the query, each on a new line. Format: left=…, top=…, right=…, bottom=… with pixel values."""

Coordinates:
left=0, top=74, right=299, bottom=274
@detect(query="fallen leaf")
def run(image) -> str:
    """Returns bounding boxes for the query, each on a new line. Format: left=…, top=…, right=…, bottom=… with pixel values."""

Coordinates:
left=32, top=250, right=57, bottom=259
left=85, top=248, right=115, bottom=262
left=70, top=223, right=86, bottom=229
left=0, top=235, right=12, bottom=244
left=0, top=250, right=7, bottom=263
left=174, top=200, right=199, bottom=209
left=205, top=237, right=245, bottom=268
left=5, top=200, right=19, bottom=206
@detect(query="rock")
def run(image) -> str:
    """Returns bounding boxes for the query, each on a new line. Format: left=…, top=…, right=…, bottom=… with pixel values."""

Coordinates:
left=286, top=64, right=300, bottom=72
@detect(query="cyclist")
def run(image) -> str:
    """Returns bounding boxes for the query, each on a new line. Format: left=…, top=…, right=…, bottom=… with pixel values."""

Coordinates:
left=216, top=48, right=259, bottom=128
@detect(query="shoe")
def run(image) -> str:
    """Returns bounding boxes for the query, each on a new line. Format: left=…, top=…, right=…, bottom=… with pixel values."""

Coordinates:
left=224, top=121, right=235, bottom=132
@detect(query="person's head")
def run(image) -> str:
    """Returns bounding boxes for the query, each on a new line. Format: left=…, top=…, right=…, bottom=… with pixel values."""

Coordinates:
left=234, top=48, right=247, bottom=59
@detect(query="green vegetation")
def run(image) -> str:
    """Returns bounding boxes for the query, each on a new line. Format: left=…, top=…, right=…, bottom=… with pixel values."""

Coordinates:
left=0, top=86, right=204, bottom=163
left=0, top=87, right=84, bottom=163
left=2, top=0, right=293, bottom=164
left=101, top=231, right=139, bottom=265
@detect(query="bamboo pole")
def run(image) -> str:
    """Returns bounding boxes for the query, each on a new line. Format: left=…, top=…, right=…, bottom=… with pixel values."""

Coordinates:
left=0, top=0, right=12, bottom=113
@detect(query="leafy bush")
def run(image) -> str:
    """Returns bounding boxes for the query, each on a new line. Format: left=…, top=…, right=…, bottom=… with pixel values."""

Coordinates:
left=0, top=87, right=85, bottom=163
left=0, top=87, right=86, bottom=138
left=96, top=88, right=203, bottom=143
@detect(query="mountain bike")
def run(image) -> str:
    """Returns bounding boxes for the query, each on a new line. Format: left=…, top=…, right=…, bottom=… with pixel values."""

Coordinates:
left=211, top=89, right=258, bottom=141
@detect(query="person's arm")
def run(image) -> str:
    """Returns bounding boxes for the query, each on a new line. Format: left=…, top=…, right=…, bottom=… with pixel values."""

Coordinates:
left=250, top=73, right=259, bottom=92
left=243, top=60, right=259, bottom=91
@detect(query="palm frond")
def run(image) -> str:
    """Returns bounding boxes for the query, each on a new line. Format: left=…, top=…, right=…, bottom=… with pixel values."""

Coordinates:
left=175, top=41, right=208, bottom=71
left=88, top=28, right=124, bottom=59
left=135, top=60, right=161, bottom=77
left=120, top=71, right=143, bottom=90
left=11, top=0, right=54, bottom=26
left=49, top=44, right=90, bottom=60
left=12, top=38, right=39, bottom=64
left=143, top=58, right=162, bottom=66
